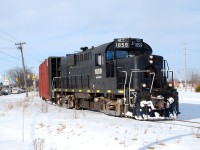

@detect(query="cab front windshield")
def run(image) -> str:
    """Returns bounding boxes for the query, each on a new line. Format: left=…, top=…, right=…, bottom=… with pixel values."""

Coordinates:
left=106, top=50, right=135, bottom=61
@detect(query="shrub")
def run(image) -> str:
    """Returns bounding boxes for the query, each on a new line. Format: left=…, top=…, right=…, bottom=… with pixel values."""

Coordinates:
left=195, top=84, right=200, bottom=92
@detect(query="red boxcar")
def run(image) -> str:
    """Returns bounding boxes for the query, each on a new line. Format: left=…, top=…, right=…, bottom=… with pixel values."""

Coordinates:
left=39, top=57, right=61, bottom=100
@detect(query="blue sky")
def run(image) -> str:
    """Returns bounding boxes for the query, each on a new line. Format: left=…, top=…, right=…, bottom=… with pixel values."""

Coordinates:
left=0, top=0, right=200, bottom=81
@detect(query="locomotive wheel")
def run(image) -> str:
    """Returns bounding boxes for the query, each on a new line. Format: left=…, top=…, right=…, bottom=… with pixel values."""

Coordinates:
left=61, top=99, right=67, bottom=107
left=60, top=98, right=74, bottom=109
left=75, top=99, right=81, bottom=110
left=67, top=99, right=75, bottom=109
left=57, top=99, right=61, bottom=106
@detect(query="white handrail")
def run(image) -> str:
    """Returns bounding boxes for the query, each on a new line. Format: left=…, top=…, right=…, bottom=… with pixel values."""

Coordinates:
left=149, top=72, right=155, bottom=93
left=122, top=71, right=127, bottom=104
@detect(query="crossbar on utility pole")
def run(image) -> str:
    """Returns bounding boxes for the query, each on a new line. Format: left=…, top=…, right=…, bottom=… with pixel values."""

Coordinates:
left=15, top=42, right=28, bottom=97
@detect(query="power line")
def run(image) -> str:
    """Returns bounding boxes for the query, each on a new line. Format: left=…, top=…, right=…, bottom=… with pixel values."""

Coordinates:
left=0, top=58, right=21, bottom=64
left=0, top=30, right=20, bottom=43
left=0, top=35, right=15, bottom=43
left=0, top=50, right=21, bottom=60
left=0, top=49, right=38, bottom=69
left=0, top=59, right=21, bottom=78
left=0, top=49, right=36, bottom=67
left=0, top=47, right=16, bottom=49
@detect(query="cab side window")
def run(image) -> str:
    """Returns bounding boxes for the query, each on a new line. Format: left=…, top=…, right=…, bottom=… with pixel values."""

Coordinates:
left=95, top=54, right=102, bottom=66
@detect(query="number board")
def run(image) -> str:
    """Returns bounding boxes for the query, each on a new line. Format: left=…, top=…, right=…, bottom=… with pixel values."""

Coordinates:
left=114, top=38, right=143, bottom=49
left=130, top=39, right=143, bottom=48
left=114, top=38, right=130, bottom=49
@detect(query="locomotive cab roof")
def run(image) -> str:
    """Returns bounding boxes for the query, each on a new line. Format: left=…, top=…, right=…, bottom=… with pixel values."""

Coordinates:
left=92, top=38, right=153, bottom=56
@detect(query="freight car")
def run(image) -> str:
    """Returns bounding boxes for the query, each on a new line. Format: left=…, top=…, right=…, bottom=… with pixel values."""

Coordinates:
left=39, top=38, right=180, bottom=120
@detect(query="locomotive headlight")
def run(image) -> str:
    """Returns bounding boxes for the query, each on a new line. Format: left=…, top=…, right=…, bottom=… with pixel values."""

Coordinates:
left=168, top=83, right=173, bottom=87
left=142, top=83, right=147, bottom=88
left=149, top=55, right=153, bottom=59
left=149, top=55, right=153, bottom=64
left=149, top=60, right=153, bottom=64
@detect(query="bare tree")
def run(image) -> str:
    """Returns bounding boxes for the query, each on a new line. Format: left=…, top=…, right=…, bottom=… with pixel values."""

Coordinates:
left=187, top=69, right=200, bottom=85
left=6, top=66, right=34, bottom=88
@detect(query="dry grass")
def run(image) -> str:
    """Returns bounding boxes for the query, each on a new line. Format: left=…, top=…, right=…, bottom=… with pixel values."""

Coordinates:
left=7, top=103, right=14, bottom=110
left=144, top=129, right=148, bottom=134
left=23, top=102, right=29, bottom=109
left=157, top=142, right=166, bottom=146
left=15, top=101, right=24, bottom=108
left=40, top=102, right=48, bottom=113
left=56, top=124, right=66, bottom=134
left=0, top=113, right=5, bottom=117
left=39, top=123, right=45, bottom=128
left=194, top=133, right=200, bottom=140
left=33, top=138, right=45, bottom=150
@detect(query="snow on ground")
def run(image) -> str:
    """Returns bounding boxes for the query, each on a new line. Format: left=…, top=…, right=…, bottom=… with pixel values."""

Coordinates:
left=0, top=91, right=200, bottom=150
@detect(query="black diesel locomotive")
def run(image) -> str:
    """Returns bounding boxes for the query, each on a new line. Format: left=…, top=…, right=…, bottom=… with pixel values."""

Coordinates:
left=39, top=38, right=180, bottom=120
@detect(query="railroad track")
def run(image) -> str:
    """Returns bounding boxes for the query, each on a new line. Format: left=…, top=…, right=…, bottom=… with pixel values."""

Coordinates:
left=156, top=119, right=200, bottom=129
left=45, top=100, right=200, bottom=129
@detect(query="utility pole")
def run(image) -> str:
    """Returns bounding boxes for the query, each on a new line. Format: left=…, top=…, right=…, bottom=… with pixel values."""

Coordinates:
left=184, top=43, right=188, bottom=92
left=15, top=42, right=28, bottom=97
